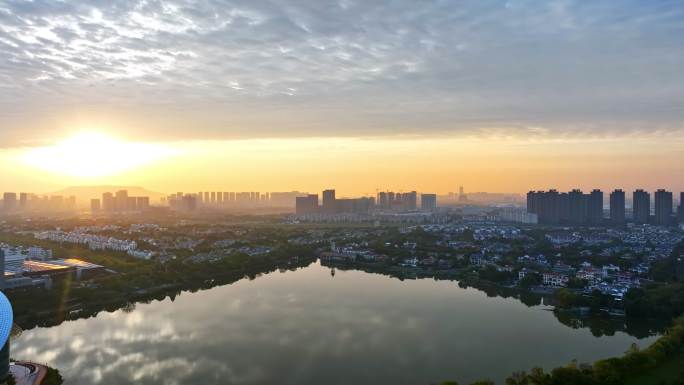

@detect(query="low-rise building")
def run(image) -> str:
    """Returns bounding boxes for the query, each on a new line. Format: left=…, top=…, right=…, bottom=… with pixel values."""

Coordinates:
left=543, top=272, right=569, bottom=287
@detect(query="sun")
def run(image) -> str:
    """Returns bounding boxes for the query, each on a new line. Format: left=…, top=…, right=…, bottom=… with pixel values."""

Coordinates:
left=22, top=132, right=176, bottom=178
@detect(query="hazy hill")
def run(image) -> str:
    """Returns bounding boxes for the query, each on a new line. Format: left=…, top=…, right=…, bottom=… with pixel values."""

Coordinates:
left=51, top=186, right=167, bottom=204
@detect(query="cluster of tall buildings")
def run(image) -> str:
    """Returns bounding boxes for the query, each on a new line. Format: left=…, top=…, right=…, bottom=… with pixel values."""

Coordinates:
left=296, top=189, right=375, bottom=215
left=376, top=191, right=418, bottom=211
left=195, top=191, right=270, bottom=206
left=166, top=192, right=199, bottom=212
left=527, top=189, right=684, bottom=226
left=166, top=191, right=312, bottom=211
left=2, top=192, right=76, bottom=213
left=296, top=189, right=439, bottom=215
left=166, top=191, right=272, bottom=212
left=92, top=190, right=150, bottom=213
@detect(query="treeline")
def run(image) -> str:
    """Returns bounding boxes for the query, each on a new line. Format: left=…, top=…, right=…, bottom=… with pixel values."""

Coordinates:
left=441, top=317, right=684, bottom=385
left=550, top=283, right=684, bottom=321
left=623, top=283, right=684, bottom=319
left=5, top=236, right=318, bottom=330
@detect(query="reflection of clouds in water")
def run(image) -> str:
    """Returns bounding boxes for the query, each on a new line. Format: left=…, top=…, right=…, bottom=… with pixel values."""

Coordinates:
left=12, top=311, right=191, bottom=384
left=131, top=358, right=195, bottom=384
left=229, top=298, right=243, bottom=311
left=402, top=317, right=421, bottom=330
left=70, top=337, right=84, bottom=351
left=11, top=263, right=657, bottom=385
left=124, top=311, right=144, bottom=327
left=110, top=320, right=180, bottom=343
left=15, top=345, right=61, bottom=364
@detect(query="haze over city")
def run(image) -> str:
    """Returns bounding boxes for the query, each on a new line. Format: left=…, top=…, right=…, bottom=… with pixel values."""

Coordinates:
left=2, top=1, right=684, bottom=385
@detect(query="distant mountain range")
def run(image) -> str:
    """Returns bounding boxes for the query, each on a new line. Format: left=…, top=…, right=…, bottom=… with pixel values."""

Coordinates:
left=51, top=186, right=166, bottom=203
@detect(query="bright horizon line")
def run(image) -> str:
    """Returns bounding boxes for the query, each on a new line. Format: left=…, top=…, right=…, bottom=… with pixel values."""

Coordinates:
left=2, top=131, right=684, bottom=196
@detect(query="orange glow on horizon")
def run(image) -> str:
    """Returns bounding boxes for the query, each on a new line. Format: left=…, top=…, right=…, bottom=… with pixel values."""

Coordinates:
left=2, top=133, right=683, bottom=195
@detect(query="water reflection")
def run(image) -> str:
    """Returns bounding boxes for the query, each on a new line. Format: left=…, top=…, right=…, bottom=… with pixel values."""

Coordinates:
left=13, top=262, right=659, bottom=385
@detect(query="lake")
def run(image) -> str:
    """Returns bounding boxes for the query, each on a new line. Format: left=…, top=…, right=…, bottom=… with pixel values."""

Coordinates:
left=12, top=261, right=658, bottom=385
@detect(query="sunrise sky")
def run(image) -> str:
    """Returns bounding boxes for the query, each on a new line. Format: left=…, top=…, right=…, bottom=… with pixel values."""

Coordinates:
left=1, top=0, right=683, bottom=195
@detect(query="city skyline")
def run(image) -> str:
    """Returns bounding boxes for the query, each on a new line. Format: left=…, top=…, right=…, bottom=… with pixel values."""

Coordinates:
left=3, top=185, right=684, bottom=202
left=2, top=1, right=684, bottom=385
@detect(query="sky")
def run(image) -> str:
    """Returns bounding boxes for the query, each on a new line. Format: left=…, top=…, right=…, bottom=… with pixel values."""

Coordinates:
left=0, top=0, right=683, bottom=195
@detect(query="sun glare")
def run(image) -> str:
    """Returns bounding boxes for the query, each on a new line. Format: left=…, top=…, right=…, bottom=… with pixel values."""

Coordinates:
left=21, top=132, right=176, bottom=178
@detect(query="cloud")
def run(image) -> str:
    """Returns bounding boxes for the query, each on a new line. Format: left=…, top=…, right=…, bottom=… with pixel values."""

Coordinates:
left=0, top=0, right=682, bottom=145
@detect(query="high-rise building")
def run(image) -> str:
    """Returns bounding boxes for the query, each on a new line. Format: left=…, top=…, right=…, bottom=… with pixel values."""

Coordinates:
left=115, top=190, right=128, bottom=212
left=50, top=195, right=64, bottom=211
left=67, top=196, right=76, bottom=209
left=91, top=199, right=101, bottom=212
left=2, top=193, right=17, bottom=212
left=169, top=193, right=197, bottom=212
left=526, top=191, right=541, bottom=215
left=421, top=194, right=437, bottom=211
left=678, top=192, right=684, bottom=223
left=568, top=189, right=586, bottom=225
left=126, top=197, right=136, bottom=211
left=98, top=191, right=149, bottom=213
left=587, top=189, right=603, bottom=225
left=182, top=194, right=197, bottom=211
left=528, top=188, right=606, bottom=226
left=334, top=197, right=374, bottom=214
left=102, top=192, right=115, bottom=212
left=377, top=192, right=390, bottom=209
left=633, top=189, right=650, bottom=224
left=296, top=194, right=319, bottom=214
left=609, top=189, right=625, bottom=225
left=322, top=189, right=336, bottom=213
left=654, top=189, right=673, bottom=226
left=558, top=192, right=570, bottom=223
left=404, top=191, right=418, bottom=210
left=539, top=189, right=560, bottom=224
left=458, top=186, right=467, bottom=202
left=136, top=197, right=150, bottom=211
left=18, top=193, right=27, bottom=210
left=526, top=191, right=535, bottom=213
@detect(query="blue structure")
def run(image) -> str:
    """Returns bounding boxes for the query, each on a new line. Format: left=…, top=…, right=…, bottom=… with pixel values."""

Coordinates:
left=0, top=291, right=12, bottom=381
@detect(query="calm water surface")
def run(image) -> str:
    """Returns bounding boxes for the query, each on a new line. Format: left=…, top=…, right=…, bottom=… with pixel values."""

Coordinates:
left=13, top=262, right=657, bottom=385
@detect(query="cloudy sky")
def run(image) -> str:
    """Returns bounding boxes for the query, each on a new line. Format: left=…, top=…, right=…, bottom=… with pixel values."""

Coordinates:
left=0, top=0, right=683, bottom=194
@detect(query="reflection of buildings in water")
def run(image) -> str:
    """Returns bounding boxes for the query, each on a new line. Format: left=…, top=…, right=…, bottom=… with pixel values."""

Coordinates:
left=9, top=360, right=53, bottom=384
left=1, top=290, right=57, bottom=384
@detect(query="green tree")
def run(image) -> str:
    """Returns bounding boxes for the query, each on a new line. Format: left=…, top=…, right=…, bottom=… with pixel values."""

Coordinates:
left=527, top=367, right=551, bottom=385
left=519, top=273, right=542, bottom=288
left=506, top=371, right=530, bottom=385
left=591, top=358, right=624, bottom=385
left=554, top=288, right=581, bottom=308
left=548, top=365, right=595, bottom=385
